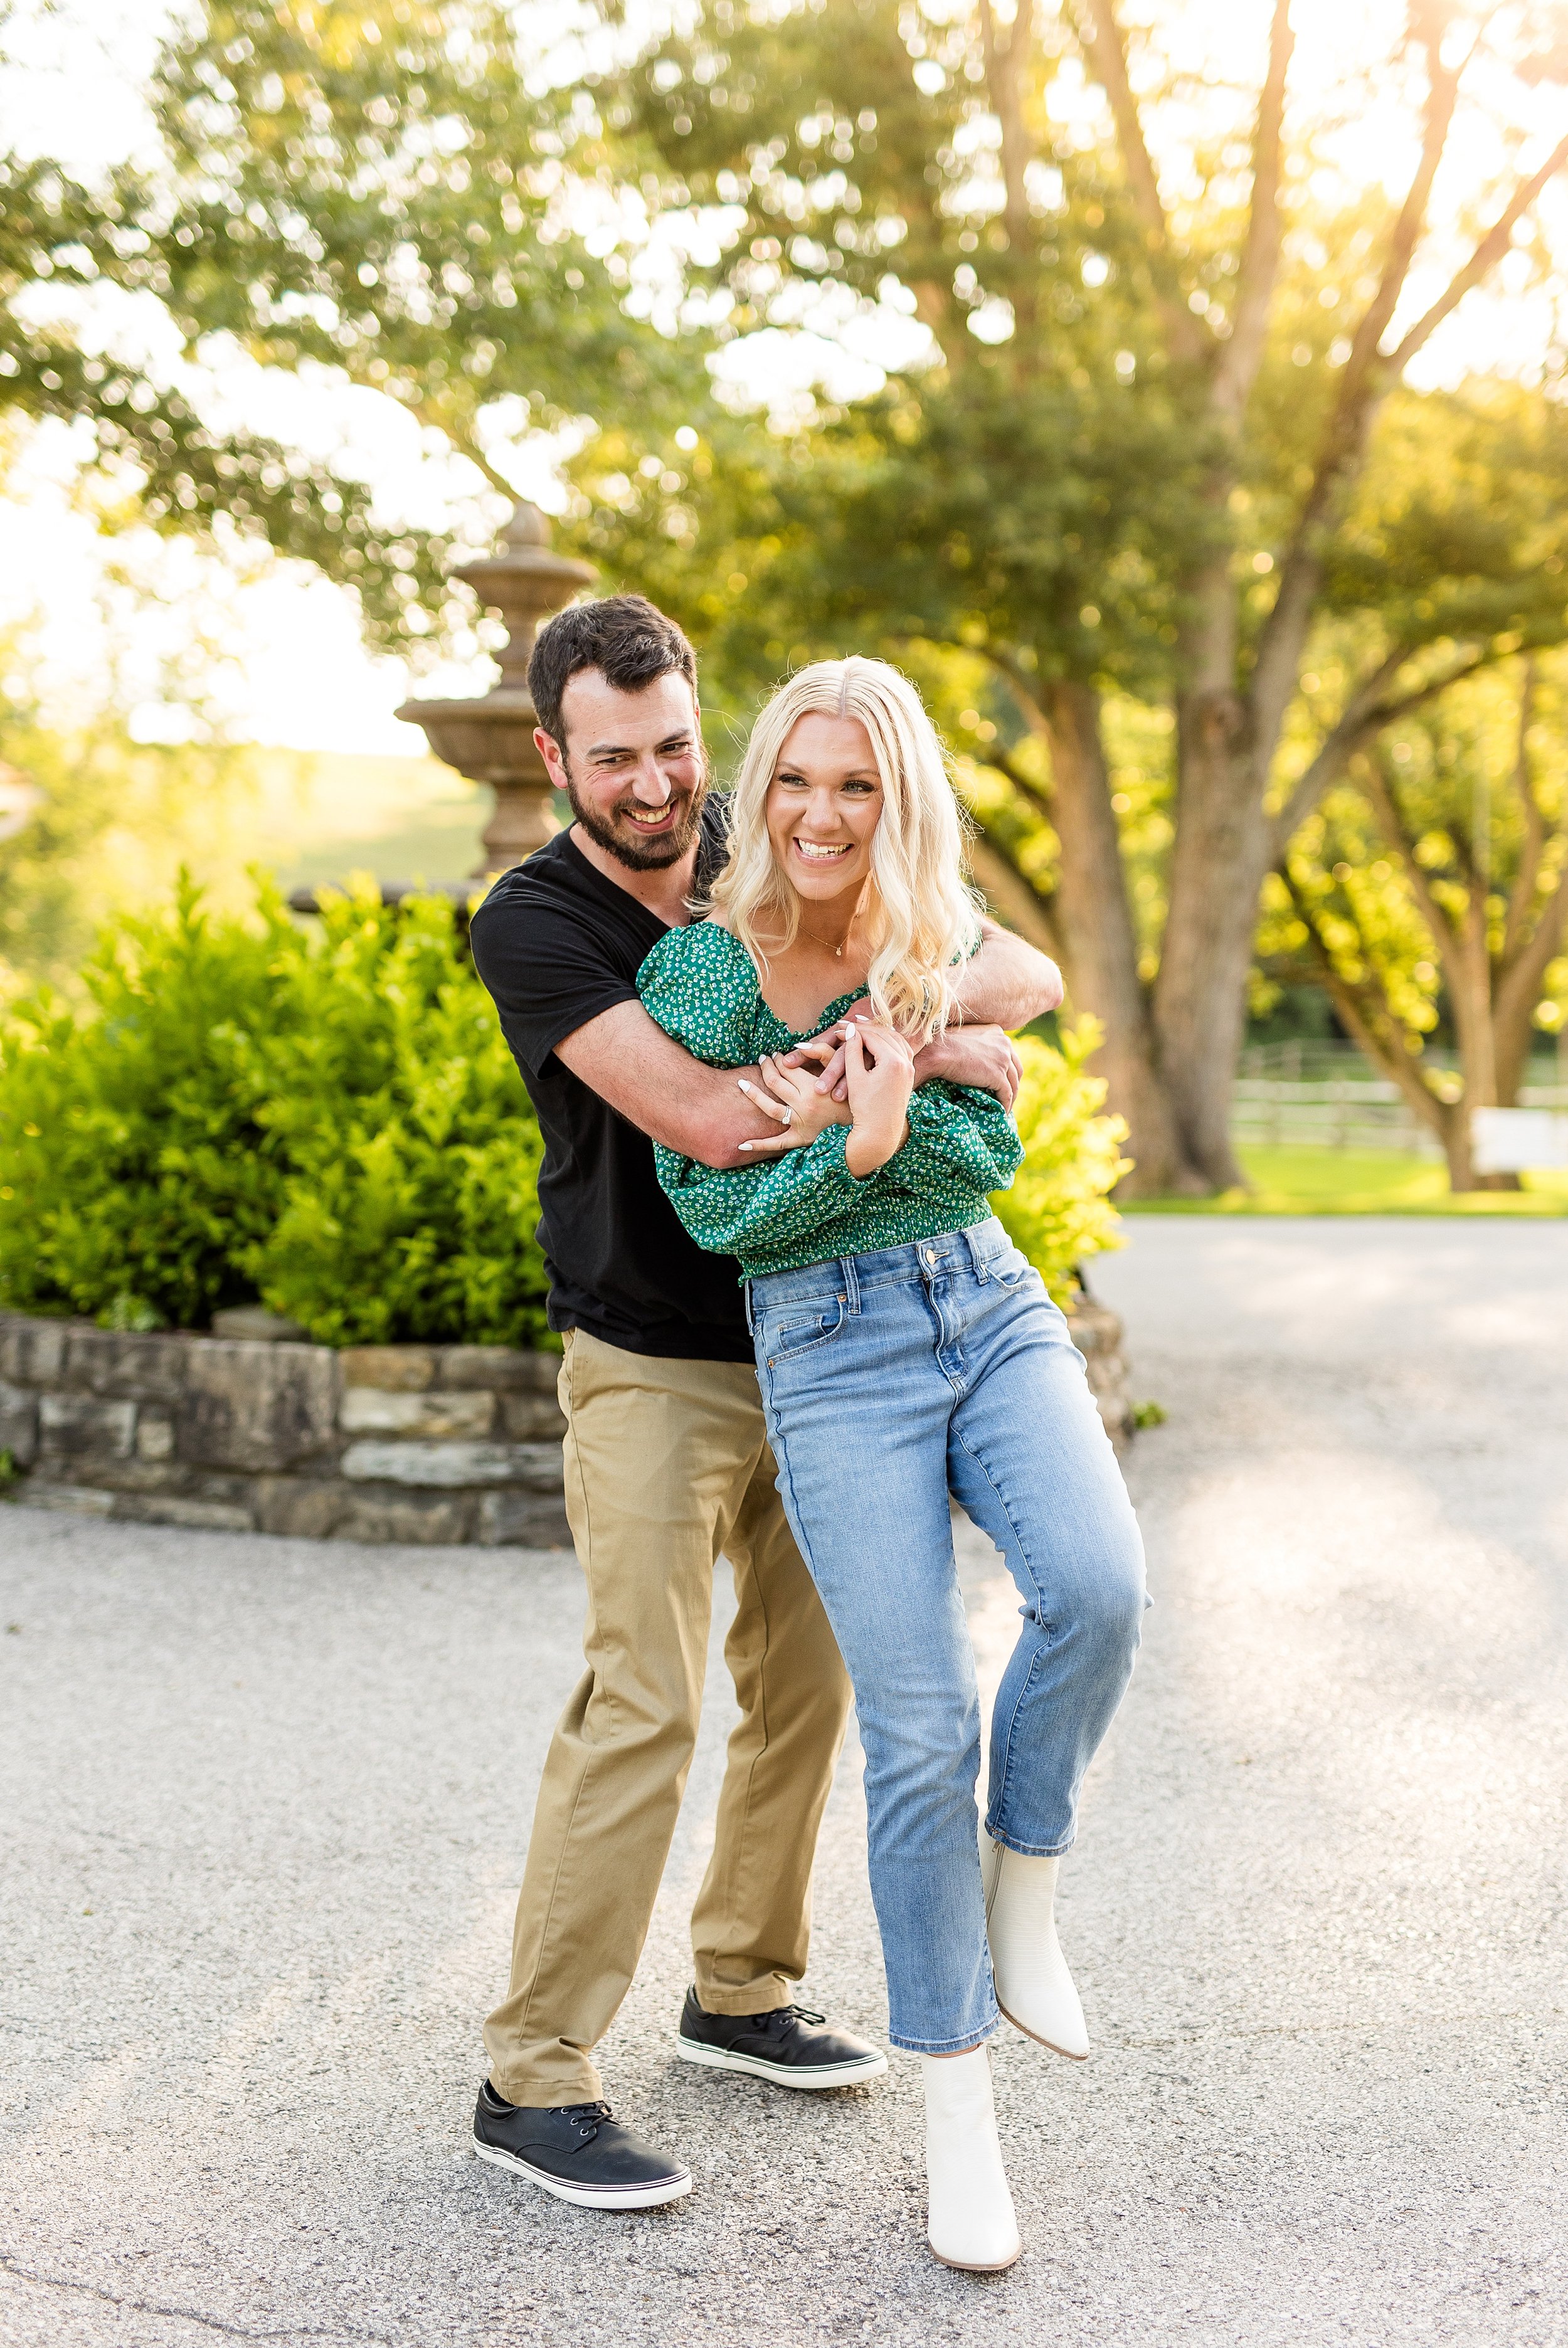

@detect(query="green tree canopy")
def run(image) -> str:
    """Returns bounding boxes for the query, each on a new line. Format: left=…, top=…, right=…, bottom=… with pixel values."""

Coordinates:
left=0, top=143, right=448, bottom=643
left=0, top=0, right=694, bottom=649
left=11, top=0, right=1568, bottom=1195
left=574, top=0, right=1568, bottom=1190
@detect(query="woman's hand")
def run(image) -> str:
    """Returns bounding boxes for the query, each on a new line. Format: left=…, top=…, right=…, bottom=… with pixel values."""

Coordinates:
left=736, top=1054, right=854, bottom=1155
left=843, top=1020, right=915, bottom=1177
left=777, top=1012, right=863, bottom=1104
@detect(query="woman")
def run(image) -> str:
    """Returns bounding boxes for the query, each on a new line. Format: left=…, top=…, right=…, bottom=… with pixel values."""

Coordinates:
left=637, top=657, right=1145, bottom=2272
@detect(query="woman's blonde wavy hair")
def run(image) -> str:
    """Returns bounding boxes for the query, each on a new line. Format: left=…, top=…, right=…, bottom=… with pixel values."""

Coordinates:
left=706, top=656, right=982, bottom=1040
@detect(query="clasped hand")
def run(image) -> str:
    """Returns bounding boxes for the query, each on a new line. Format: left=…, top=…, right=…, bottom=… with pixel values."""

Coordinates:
left=736, top=1015, right=1023, bottom=1163
left=739, top=1018, right=915, bottom=1177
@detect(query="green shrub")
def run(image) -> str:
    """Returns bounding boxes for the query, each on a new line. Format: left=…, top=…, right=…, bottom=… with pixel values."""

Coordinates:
left=0, top=875, right=1121, bottom=1346
left=240, top=887, right=549, bottom=1346
left=0, top=877, right=302, bottom=1330
left=992, top=1020, right=1130, bottom=1304
left=0, top=878, right=551, bottom=1347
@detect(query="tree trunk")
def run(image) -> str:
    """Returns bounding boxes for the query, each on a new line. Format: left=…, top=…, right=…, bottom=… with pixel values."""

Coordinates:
left=1493, top=1012, right=1533, bottom=1109
left=1494, top=875, right=1568, bottom=1104
left=1441, top=1111, right=1476, bottom=1192
left=1450, top=903, right=1497, bottom=1114
left=1152, top=699, right=1271, bottom=1190
left=1041, top=681, right=1202, bottom=1196
left=1446, top=901, right=1523, bottom=1190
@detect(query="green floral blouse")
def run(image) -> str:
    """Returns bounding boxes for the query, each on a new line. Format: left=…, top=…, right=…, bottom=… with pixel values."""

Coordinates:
left=637, top=921, right=1023, bottom=1282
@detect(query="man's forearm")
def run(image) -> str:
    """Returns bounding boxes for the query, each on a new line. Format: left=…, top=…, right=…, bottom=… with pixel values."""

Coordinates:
left=675, top=1064, right=786, bottom=1169
left=955, top=920, right=1063, bottom=1029
left=553, top=1003, right=786, bottom=1170
left=617, top=1057, right=785, bottom=1170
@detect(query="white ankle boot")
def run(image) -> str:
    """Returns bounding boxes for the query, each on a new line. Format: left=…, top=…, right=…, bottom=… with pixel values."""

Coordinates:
left=981, top=1829, right=1089, bottom=2060
left=919, top=2046, right=1022, bottom=2271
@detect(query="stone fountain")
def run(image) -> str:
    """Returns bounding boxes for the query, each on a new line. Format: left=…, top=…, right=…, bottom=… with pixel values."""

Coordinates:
left=395, top=502, right=596, bottom=878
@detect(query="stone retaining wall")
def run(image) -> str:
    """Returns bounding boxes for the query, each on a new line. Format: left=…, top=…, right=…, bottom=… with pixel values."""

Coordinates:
left=0, top=1314, right=571, bottom=1547
left=0, top=1296, right=1133, bottom=1548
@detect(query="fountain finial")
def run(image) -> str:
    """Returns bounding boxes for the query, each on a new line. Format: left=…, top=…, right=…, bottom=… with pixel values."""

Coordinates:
left=501, top=502, right=551, bottom=552
left=395, top=502, right=596, bottom=875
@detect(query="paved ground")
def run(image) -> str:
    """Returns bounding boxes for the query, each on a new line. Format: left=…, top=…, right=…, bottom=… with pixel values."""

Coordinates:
left=2, top=1219, right=1565, bottom=2348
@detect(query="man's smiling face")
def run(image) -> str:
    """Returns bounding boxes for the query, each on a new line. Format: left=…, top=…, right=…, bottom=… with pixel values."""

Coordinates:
left=537, top=668, right=707, bottom=873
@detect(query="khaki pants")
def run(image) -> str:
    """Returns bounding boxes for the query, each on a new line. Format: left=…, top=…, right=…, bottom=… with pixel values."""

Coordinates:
left=484, top=1328, right=852, bottom=2107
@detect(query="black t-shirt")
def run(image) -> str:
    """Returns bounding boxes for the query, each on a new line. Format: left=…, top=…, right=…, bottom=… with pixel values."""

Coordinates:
left=469, top=805, right=752, bottom=1362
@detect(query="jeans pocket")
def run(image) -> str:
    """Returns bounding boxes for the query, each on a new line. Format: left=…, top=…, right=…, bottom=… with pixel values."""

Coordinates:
left=759, top=1292, right=847, bottom=1367
left=988, top=1242, right=1034, bottom=1288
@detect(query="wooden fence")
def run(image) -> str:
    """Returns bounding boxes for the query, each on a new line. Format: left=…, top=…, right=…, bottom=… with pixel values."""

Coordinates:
left=1231, top=1045, right=1568, bottom=1155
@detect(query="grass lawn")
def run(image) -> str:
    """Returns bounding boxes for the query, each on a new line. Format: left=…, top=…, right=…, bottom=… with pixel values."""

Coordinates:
left=1121, top=1145, right=1568, bottom=1216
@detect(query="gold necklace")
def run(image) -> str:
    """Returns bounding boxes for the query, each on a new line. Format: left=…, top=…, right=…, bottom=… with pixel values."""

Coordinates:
left=761, top=910, right=856, bottom=960
left=797, top=921, right=853, bottom=960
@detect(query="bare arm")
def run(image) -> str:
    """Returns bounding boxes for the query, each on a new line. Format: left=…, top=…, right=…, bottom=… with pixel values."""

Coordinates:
left=560, top=923, right=1063, bottom=1162
left=554, top=1000, right=785, bottom=1169
left=952, top=917, right=1063, bottom=1029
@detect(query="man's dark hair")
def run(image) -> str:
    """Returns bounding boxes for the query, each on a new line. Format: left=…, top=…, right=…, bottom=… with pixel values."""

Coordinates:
left=527, top=594, right=697, bottom=754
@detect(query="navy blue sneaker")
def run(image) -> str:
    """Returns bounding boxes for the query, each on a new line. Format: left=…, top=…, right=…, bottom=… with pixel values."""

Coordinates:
left=472, top=2084, right=692, bottom=2209
left=676, top=1987, right=888, bottom=2090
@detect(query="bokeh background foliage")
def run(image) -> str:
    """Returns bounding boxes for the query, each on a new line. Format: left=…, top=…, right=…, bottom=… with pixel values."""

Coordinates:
left=0, top=884, right=1123, bottom=1341
left=992, top=1019, right=1128, bottom=1303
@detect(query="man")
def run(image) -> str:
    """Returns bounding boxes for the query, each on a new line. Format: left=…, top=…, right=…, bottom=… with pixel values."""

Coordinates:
left=467, top=595, right=1062, bottom=2211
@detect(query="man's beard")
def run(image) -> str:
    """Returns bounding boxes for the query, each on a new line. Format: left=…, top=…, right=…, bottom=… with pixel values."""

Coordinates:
left=565, top=759, right=709, bottom=872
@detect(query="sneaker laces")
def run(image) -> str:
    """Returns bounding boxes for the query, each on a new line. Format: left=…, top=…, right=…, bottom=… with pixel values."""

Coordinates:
left=559, top=2100, right=613, bottom=2139
left=768, top=2004, right=825, bottom=2033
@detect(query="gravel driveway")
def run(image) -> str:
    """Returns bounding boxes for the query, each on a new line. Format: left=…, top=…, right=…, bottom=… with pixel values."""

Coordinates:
left=2, top=1218, right=1564, bottom=2347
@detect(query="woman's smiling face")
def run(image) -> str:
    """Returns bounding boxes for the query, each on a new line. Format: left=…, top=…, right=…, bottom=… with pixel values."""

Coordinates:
left=765, top=712, right=884, bottom=906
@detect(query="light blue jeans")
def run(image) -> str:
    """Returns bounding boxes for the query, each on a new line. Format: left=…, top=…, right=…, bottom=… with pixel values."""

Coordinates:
left=746, top=1219, right=1145, bottom=2053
